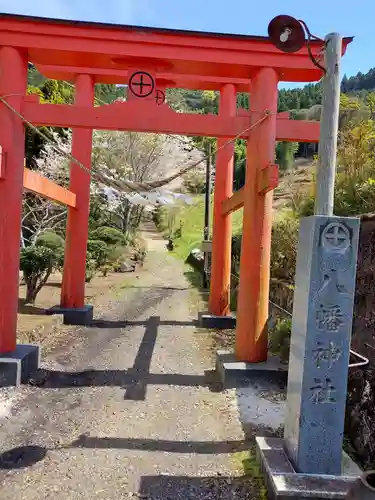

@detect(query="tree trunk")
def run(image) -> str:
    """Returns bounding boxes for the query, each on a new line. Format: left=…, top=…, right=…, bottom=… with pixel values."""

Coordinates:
left=25, top=274, right=38, bottom=304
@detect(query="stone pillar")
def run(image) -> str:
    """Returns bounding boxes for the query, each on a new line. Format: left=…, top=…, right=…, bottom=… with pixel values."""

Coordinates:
left=61, top=74, right=94, bottom=309
left=284, top=215, right=360, bottom=475
left=235, top=68, right=278, bottom=362
left=209, top=83, right=236, bottom=316
left=0, top=46, right=27, bottom=353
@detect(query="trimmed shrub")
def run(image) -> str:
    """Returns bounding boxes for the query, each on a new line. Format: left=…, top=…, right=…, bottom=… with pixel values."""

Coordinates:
left=85, top=250, right=96, bottom=283
left=20, top=246, right=55, bottom=303
left=87, top=239, right=110, bottom=268
left=90, top=226, right=126, bottom=246
left=269, top=318, right=292, bottom=363
left=35, top=231, right=65, bottom=268
left=35, top=231, right=64, bottom=251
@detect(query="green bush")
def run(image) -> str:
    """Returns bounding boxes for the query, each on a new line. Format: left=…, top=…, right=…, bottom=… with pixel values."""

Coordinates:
left=152, top=207, right=163, bottom=228
left=87, top=239, right=110, bottom=268
left=90, top=226, right=126, bottom=246
left=85, top=250, right=96, bottom=283
left=131, top=236, right=147, bottom=264
left=35, top=231, right=65, bottom=267
left=270, top=216, right=299, bottom=283
left=20, top=246, right=55, bottom=303
left=35, top=231, right=64, bottom=251
left=269, top=318, right=292, bottom=363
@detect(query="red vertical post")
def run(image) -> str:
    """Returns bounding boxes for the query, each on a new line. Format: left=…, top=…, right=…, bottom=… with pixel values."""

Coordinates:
left=209, top=84, right=237, bottom=316
left=61, top=75, right=94, bottom=308
left=0, top=47, right=27, bottom=352
left=235, top=68, right=278, bottom=362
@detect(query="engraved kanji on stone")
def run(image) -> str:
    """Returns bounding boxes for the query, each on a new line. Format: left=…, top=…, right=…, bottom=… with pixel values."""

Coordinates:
left=312, top=341, right=342, bottom=369
left=310, top=378, right=337, bottom=404
left=316, top=304, right=343, bottom=332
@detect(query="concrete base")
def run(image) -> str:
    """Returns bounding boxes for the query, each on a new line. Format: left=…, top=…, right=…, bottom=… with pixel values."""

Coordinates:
left=216, top=349, right=288, bottom=388
left=0, top=344, right=40, bottom=387
left=256, top=437, right=361, bottom=500
left=199, top=314, right=236, bottom=330
left=47, top=305, right=94, bottom=326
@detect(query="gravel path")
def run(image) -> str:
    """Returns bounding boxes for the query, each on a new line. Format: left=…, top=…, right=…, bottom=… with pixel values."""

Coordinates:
left=0, top=223, right=257, bottom=499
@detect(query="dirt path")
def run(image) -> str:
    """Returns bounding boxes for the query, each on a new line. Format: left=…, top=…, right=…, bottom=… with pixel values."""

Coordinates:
left=0, top=223, right=257, bottom=500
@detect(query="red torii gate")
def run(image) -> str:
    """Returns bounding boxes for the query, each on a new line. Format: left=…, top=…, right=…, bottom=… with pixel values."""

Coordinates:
left=0, top=14, right=352, bottom=381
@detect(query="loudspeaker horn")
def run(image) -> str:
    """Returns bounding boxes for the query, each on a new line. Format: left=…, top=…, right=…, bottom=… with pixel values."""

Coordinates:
left=268, top=15, right=305, bottom=53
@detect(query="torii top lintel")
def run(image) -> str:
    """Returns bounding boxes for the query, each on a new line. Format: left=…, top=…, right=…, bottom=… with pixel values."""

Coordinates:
left=0, top=13, right=353, bottom=90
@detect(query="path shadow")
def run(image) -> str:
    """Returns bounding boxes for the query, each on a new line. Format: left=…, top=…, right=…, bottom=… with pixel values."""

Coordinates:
left=88, top=319, right=198, bottom=329
left=29, top=315, right=220, bottom=396
left=0, top=445, right=47, bottom=470
left=137, top=474, right=254, bottom=500
left=18, top=299, right=47, bottom=315
left=70, top=434, right=248, bottom=454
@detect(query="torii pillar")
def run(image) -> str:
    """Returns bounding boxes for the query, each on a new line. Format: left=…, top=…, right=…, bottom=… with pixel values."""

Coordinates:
left=60, top=74, right=94, bottom=324
left=236, top=68, right=278, bottom=363
left=209, top=84, right=237, bottom=316
left=0, top=46, right=40, bottom=385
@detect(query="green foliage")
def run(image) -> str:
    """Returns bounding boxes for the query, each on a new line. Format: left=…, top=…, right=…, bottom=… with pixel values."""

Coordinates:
left=26, top=67, right=72, bottom=169
left=152, top=206, right=165, bottom=229
left=183, top=170, right=206, bottom=194
left=85, top=250, right=96, bottom=283
left=28, top=65, right=46, bottom=87
left=341, top=68, right=375, bottom=93
left=35, top=231, right=65, bottom=267
left=131, top=236, right=147, bottom=264
left=35, top=231, right=64, bottom=251
left=269, top=318, right=292, bottom=363
left=87, top=239, right=111, bottom=268
left=95, top=84, right=125, bottom=103
left=41, top=79, right=73, bottom=104
left=90, top=226, right=126, bottom=246
left=20, top=246, right=55, bottom=303
left=276, top=142, right=299, bottom=171
left=270, top=216, right=299, bottom=283
left=20, top=246, right=54, bottom=277
left=278, top=82, right=322, bottom=112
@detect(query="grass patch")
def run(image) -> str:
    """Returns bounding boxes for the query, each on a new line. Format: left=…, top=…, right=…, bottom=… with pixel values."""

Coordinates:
left=157, top=195, right=243, bottom=261
left=233, top=446, right=268, bottom=500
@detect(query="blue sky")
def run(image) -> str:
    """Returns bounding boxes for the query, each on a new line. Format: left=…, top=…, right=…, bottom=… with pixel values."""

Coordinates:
left=0, top=0, right=374, bottom=89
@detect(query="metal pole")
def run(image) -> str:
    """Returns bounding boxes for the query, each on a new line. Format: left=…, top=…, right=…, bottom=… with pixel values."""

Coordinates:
left=314, top=33, right=342, bottom=216
left=203, top=143, right=211, bottom=289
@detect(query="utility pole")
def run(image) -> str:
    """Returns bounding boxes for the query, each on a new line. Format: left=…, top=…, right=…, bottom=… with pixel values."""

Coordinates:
left=314, top=33, right=342, bottom=215
left=203, top=143, right=212, bottom=289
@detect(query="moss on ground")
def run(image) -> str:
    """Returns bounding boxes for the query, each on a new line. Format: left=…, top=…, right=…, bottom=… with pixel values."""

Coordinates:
left=232, top=445, right=268, bottom=500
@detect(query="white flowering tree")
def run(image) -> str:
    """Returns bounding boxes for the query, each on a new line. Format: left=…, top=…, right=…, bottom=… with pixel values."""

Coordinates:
left=90, top=129, right=203, bottom=236
left=22, top=131, right=71, bottom=247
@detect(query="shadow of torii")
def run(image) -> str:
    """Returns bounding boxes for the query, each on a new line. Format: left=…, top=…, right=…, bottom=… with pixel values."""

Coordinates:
left=29, top=316, right=222, bottom=398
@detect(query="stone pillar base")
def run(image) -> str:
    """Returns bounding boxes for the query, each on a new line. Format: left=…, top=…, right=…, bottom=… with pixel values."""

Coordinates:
left=256, top=437, right=360, bottom=500
left=198, top=313, right=236, bottom=330
left=215, top=349, right=287, bottom=388
left=47, top=305, right=93, bottom=325
left=0, top=344, right=40, bottom=387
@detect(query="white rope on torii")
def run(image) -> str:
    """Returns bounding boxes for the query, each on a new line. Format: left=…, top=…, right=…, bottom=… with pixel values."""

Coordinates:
left=0, top=94, right=271, bottom=196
